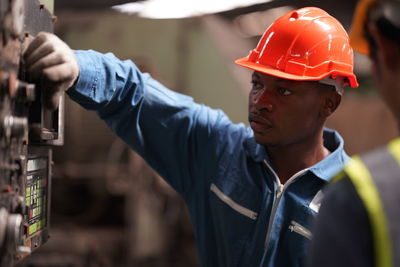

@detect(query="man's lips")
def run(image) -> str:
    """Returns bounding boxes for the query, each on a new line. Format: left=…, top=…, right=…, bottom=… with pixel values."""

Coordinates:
left=249, top=114, right=273, bottom=131
left=249, top=114, right=273, bottom=127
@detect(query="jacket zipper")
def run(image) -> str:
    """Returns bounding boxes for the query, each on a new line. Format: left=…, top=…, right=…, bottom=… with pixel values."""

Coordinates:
left=263, top=160, right=309, bottom=247
left=288, top=220, right=312, bottom=240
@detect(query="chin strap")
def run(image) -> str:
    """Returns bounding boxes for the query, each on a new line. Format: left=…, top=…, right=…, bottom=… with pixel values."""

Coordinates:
left=318, top=76, right=345, bottom=94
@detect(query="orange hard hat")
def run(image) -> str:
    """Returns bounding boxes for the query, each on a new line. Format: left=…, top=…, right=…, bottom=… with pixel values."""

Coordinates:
left=349, top=0, right=377, bottom=55
left=236, top=7, right=359, bottom=88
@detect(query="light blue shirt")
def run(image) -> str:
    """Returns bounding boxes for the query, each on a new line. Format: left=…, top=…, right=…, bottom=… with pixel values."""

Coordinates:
left=68, top=50, right=350, bottom=267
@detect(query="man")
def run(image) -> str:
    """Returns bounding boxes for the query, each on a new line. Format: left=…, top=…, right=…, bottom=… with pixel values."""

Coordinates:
left=308, top=1, right=400, bottom=267
left=24, top=7, right=358, bottom=267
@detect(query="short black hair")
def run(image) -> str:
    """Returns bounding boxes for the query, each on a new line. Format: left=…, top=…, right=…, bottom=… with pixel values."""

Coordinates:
left=365, top=1, right=400, bottom=60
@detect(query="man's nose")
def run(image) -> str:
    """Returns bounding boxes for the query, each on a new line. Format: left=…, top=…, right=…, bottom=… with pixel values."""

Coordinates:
left=253, top=89, right=274, bottom=112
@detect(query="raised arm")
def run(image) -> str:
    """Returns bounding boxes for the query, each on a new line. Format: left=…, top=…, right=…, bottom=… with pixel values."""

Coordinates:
left=23, top=32, right=250, bottom=198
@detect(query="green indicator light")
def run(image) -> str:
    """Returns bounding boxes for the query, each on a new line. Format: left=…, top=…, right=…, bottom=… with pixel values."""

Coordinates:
left=29, top=222, right=37, bottom=235
left=26, top=187, right=31, bottom=197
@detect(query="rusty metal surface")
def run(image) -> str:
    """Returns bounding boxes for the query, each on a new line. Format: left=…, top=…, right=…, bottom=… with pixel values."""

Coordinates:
left=24, top=0, right=53, bottom=36
left=0, top=0, right=59, bottom=266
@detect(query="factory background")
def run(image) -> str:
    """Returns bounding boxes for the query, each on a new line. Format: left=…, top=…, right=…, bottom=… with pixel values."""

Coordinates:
left=16, top=0, right=398, bottom=266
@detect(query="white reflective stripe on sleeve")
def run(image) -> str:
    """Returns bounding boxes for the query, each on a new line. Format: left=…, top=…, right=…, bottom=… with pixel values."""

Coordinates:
left=210, top=183, right=258, bottom=220
left=309, top=190, right=324, bottom=213
left=289, top=220, right=312, bottom=240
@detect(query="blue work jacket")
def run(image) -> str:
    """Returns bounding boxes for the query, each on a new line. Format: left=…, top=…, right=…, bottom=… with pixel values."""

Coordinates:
left=67, top=50, right=350, bottom=267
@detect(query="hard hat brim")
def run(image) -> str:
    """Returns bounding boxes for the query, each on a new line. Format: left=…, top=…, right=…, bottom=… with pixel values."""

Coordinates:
left=235, top=57, right=359, bottom=88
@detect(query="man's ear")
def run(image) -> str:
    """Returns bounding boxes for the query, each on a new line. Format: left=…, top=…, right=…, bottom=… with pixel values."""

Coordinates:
left=368, top=23, right=400, bottom=69
left=321, top=91, right=341, bottom=117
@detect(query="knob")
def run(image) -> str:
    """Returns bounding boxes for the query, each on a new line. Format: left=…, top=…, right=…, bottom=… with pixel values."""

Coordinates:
left=0, top=208, right=8, bottom=250
left=6, top=213, right=23, bottom=253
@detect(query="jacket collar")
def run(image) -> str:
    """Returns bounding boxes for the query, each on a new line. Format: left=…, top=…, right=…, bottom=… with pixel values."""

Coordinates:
left=245, top=128, right=350, bottom=182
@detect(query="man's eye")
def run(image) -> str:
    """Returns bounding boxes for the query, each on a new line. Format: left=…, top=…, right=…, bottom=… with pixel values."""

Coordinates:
left=277, top=87, right=292, bottom=96
left=251, top=80, right=263, bottom=91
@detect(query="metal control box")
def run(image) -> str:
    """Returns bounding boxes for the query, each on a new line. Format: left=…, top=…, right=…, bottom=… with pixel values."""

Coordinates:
left=0, top=0, right=60, bottom=266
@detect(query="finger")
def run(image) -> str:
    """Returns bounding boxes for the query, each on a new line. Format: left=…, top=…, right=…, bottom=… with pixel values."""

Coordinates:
left=24, top=41, right=56, bottom=69
left=24, top=32, right=50, bottom=58
left=28, top=51, right=63, bottom=79
left=21, top=34, right=34, bottom=55
left=42, top=63, right=76, bottom=86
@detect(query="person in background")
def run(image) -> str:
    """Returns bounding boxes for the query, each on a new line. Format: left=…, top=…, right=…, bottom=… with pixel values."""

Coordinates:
left=308, top=1, right=400, bottom=267
left=23, top=7, right=358, bottom=267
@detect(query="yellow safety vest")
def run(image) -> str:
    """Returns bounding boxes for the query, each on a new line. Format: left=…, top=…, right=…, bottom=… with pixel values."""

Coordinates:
left=334, top=138, right=400, bottom=267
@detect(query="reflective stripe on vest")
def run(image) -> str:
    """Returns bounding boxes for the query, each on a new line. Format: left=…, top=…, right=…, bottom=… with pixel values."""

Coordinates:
left=335, top=138, right=400, bottom=267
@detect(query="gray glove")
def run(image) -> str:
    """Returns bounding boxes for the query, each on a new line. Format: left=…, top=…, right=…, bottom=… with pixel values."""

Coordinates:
left=23, top=32, right=79, bottom=110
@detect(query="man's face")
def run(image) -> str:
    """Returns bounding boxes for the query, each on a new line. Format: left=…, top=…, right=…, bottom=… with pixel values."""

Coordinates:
left=371, top=56, right=397, bottom=114
left=367, top=24, right=400, bottom=120
left=248, top=71, right=335, bottom=147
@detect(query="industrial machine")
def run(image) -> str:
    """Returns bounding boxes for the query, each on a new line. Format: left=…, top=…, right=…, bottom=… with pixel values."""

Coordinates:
left=0, top=0, right=61, bottom=266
